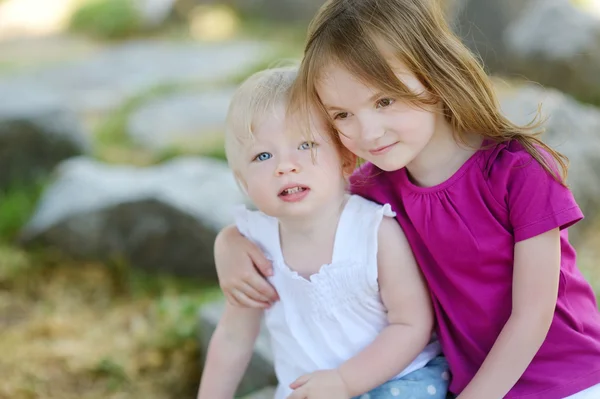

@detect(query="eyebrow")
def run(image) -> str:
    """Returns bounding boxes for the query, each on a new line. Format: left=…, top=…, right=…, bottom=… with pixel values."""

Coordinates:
left=323, top=91, right=384, bottom=111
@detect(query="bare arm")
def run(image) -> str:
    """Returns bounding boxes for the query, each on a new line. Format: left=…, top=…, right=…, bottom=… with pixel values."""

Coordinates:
left=334, top=216, right=435, bottom=396
left=457, top=228, right=560, bottom=399
left=197, top=303, right=263, bottom=399
left=214, top=225, right=279, bottom=307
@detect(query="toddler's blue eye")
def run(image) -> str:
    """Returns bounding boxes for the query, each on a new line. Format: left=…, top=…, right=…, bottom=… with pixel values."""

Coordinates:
left=254, top=152, right=272, bottom=161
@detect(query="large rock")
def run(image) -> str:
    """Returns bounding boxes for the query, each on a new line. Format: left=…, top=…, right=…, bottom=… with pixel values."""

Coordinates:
left=0, top=92, right=89, bottom=191
left=127, top=88, right=235, bottom=152
left=453, top=0, right=600, bottom=104
left=198, top=300, right=276, bottom=396
left=497, top=82, right=600, bottom=242
left=243, top=386, right=276, bottom=399
left=0, top=40, right=272, bottom=119
left=136, top=0, right=177, bottom=28
left=20, top=156, right=246, bottom=279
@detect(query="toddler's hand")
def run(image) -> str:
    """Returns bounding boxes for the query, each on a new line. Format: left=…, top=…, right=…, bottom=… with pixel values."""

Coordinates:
left=215, top=225, right=279, bottom=308
left=287, top=369, right=350, bottom=399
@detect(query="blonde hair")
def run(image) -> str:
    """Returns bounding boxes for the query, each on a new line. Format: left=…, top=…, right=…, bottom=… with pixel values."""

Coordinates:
left=225, top=65, right=357, bottom=175
left=290, top=0, right=568, bottom=182
left=225, top=66, right=298, bottom=171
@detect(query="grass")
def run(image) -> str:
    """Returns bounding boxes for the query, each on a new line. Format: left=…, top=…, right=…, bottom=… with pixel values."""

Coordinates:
left=0, top=179, right=222, bottom=398
left=69, top=0, right=143, bottom=40
left=0, top=244, right=221, bottom=399
left=0, top=181, right=47, bottom=242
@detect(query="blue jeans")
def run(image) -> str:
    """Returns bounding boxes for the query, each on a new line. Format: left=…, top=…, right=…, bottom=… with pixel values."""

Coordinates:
left=353, top=356, right=450, bottom=399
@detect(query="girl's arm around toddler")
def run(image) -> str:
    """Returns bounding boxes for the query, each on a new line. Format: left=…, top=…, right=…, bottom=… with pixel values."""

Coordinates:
left=289, top=217, right=435, bottom=398
left=196, top=304, right=263, bottom=399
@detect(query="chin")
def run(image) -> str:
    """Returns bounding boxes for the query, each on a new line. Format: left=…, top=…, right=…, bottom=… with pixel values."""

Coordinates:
left=369, top=159, right=405, bottom=172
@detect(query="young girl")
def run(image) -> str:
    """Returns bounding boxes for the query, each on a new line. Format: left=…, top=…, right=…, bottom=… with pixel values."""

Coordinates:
left=198, top=67, right=449, bottom=399
left=213, top=1, right=600, bottom=398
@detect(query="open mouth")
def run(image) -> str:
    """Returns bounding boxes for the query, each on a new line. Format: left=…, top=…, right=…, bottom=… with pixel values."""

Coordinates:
left=279, top=186, right=308, bottom=196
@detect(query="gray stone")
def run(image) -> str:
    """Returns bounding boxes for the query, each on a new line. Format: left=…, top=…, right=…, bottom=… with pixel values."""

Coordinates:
left=503, top=0, right=600, bottom=104
left=198, top=299, right=276, bottom=396
left=452, top=0, right=600, bottom=103
left=0, top=40, right=272, bottom=118
left=127, top=88, right=235, bottom=152
left=0, top=92, right=89, bottom=191
left=242, top=386, right=276, bottom=399
left=136, top=0, right=177, bottom=28
left=498, top=83, right=600, bottom=242
left=20, top=156, right=247, bottom=279
left=450, top=0, right=529, bottom=71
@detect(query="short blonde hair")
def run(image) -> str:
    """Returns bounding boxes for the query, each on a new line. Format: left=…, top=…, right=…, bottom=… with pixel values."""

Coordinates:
left=225, top=66, right=298, bottom=172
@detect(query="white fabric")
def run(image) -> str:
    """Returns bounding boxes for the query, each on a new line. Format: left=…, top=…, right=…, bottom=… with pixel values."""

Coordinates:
left=564, top=383, right=600, bottom=398
left=235, top=195, right=441, bottom=399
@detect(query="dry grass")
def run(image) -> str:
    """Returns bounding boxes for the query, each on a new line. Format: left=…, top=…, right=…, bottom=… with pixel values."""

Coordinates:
left=0, top=244, right=220, bottom=399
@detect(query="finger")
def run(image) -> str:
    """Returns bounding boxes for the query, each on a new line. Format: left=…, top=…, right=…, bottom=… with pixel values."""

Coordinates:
left=231, top=289, right=270, bottom=309
left=223, top=292, right=241, bottom=307
left=247, top=272, right=280, bottom=302
left=247, top=244, right=273, bottom=276
left=241, top=281, right=272, bottom=303
left=289, top=374, right=311, bottom=389
left=286, top=386, right=307, bottom=399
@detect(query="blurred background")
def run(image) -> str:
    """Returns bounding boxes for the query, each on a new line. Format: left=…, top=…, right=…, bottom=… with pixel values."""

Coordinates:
left=0, top=0, right=599, bottom=398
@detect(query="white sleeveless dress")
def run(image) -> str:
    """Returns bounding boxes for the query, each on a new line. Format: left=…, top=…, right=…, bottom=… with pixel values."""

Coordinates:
left=235, top=195, right=441, bottom=399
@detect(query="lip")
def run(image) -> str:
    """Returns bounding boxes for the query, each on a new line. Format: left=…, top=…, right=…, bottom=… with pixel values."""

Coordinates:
left=278, top=184, right=310, bottom=203
left=369, top=142, right=398, bottom=156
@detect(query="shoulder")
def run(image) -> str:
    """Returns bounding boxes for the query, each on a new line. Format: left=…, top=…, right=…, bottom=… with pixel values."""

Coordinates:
left=234, top=205, right=277, bottom=247
left=350, top=162, right=397, bottom=187
left=478, top=141, right=582, bottom=240
left=478, top=140, right=567, bottom=203
left=479, top=139, right=560, bottom=185
left=480, top=140, right=539, bottom=176
left=349, top=162, right=400, bottom=202
left=377, top=213, right=410, bottom=259
left=378, top=216, right=406, bottom=244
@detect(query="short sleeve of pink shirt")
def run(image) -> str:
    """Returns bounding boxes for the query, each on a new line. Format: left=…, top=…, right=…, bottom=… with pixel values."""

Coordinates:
left=485, top=141, right=583, bottom=241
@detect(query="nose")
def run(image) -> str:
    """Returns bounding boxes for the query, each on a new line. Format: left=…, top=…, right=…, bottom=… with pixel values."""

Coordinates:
left=275, top=154, right=301, bottom=176
left=358, top=114, right=385, bottom=143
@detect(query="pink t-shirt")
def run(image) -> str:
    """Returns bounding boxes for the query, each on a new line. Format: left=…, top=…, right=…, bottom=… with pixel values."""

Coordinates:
left=350, top=140, right=600, bottom=399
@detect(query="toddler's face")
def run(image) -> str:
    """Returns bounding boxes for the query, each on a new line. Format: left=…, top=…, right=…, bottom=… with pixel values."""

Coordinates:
left=237, top=104, right=348, bottom=219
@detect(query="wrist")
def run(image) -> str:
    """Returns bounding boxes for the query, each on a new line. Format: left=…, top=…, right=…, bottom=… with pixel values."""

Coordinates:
left=335, top=367, right=355, bottom=397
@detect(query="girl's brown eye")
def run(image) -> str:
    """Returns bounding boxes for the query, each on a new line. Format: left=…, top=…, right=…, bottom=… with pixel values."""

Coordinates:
left=334, top=112, right=349, bottom=120
left=376, top=98, right=394, bottom=108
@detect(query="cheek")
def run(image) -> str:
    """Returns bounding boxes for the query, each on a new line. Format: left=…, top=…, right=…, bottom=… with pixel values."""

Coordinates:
left=244, top=165, right=270, bottom=187
left=338, top=135, right=361, bottom=154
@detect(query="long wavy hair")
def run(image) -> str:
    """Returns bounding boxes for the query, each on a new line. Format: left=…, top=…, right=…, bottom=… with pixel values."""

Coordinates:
left=290, top=0, right=568, bottom=182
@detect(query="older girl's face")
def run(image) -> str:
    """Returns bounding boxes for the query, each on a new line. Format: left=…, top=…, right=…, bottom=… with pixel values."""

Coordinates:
left=316, top=60, right=439, bottom=172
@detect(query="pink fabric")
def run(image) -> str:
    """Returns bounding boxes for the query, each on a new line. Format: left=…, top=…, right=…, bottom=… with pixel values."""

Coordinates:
left=350, top=140, right=600, bottom=399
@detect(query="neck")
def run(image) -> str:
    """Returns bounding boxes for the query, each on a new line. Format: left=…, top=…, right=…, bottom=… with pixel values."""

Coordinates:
left=278, top=191, right=348, bottom=246
left=406, top=115, right=483, bottom=187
